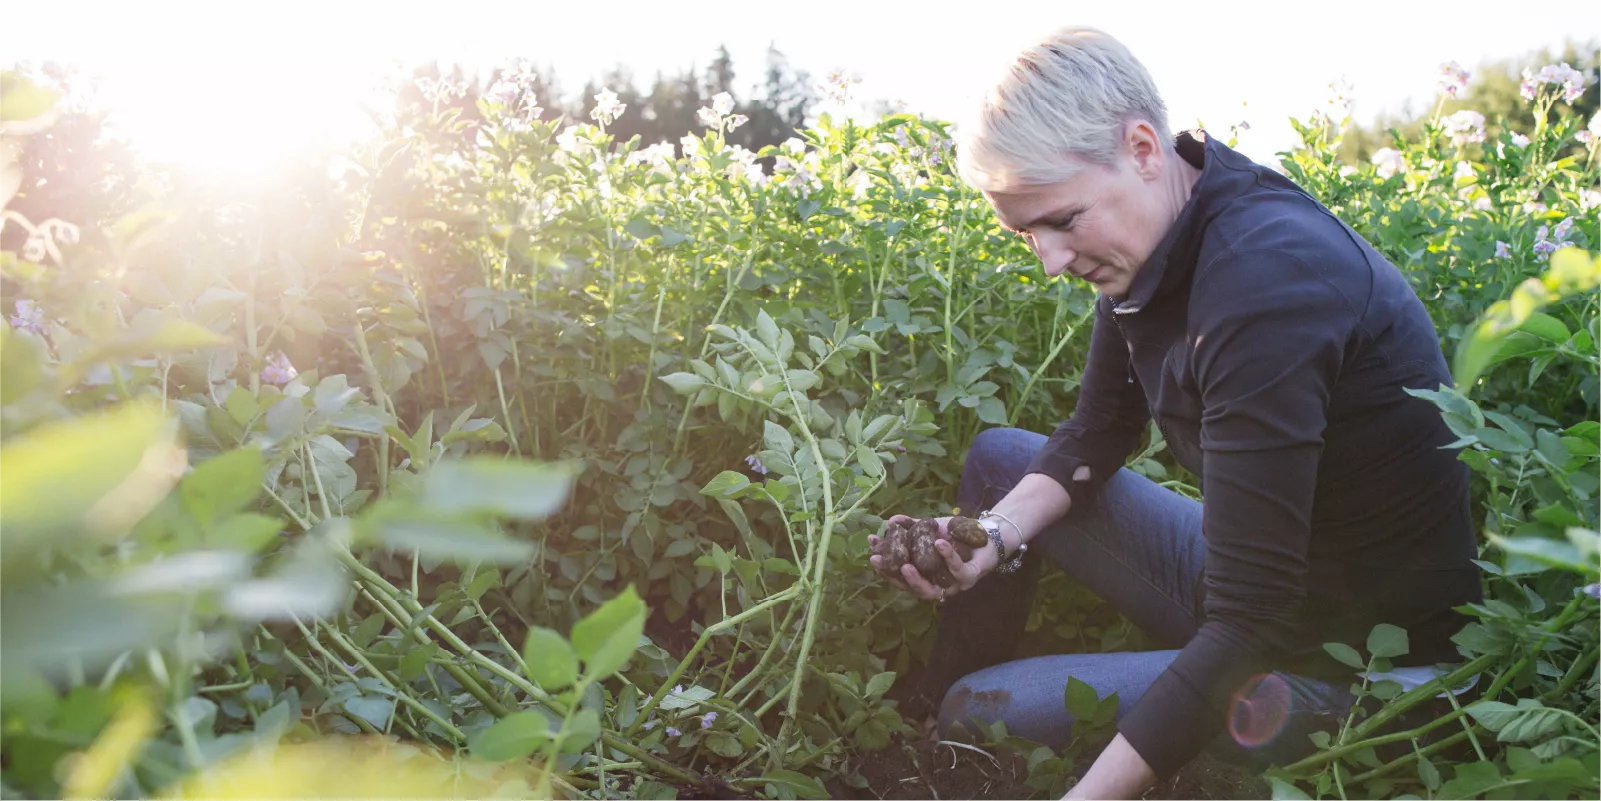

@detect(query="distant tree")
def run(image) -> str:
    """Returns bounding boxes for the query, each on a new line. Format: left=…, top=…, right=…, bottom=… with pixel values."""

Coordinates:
left=1340, top=40, right=1599, bottom=165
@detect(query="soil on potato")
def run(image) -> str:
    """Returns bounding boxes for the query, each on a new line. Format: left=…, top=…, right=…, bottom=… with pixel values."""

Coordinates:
left=831, top=734, right=1265, bottom=800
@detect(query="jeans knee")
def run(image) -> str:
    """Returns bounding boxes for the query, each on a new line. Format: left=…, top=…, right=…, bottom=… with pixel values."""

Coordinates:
left=936, top=676, right=1009, bottom=742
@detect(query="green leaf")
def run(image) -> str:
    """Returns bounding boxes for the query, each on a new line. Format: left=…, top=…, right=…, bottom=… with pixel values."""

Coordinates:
left=855, top=444, right=884, bottom=479
left=1474, top=427, right=1530, bottom=453
left=1366, top=624, right=1409, bottom=659
left=205, top=513, right=284, bottom=553
left=94, top=318, right=226, bottom=361
left=758, top=770, right=829, bottom=800
left=706, top=732, right=744, bottom=758
left=225, top=387, right=259, bottom=426
left=1488, top=533, right=1597, bottom=577
left=864, top=672, right=896, bottom=699
left=557, top=707, right=602, bottom=754
left=1482, top=411, right=1534, bottom=450
left=1466, top=700, right=1567, bottom=742
left=465, top=568, right=501, bottom=602
left=1519, top=312, right=1570, bottom=343
left=700, top=471, right=750, bottom=499
left=1439, top=761, right=1502, bottom=800
left=0, top=401, right=174, bottom=540
left=1268, top=776, right=1311, bottom=800
left=378, top=519, right=535, bottom=564
left=1322, top=642, right=1366, bottom=669
left=975, top=396, right=1007, bottom=425
left=755, top=309, right=781, bottom=351
left=763, top=421, right=795, bottom=453
left=710, top=542, right=732, bottom=576
left=265, top=396, right=306, bottom=440
left=423, top=458, right=575, bottom=519
left=521, top=626, right=578, bottom=691
left=782, top=369, right=819, bottom=392
left=0, top=73, right=59, bottom=123
left=470, top=710, right=550, bottom=761
left=343, top=696, right=393, bottom=730
left=1064, top=677, right=1099, bottom=720
left=1418, top=755, right=1441, bottom=790
left=352, top=612, right=386, bottom=649
left=570, top=585, right=646, bottom=680
left=181, top=447, right=265, bottom=526
left=659, top=373, right=707, bottom=394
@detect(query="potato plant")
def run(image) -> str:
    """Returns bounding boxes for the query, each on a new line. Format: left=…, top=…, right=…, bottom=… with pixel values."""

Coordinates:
left=1, top=59, right=1597, bottom=800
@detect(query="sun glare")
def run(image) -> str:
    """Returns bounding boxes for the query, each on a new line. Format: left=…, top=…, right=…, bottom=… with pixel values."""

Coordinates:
left=94, top=61, right=386, bottom=183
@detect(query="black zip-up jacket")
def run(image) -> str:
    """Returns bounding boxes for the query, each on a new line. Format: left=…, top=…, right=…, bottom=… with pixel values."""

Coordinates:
left=1025, top=131, right=1482, bottom=778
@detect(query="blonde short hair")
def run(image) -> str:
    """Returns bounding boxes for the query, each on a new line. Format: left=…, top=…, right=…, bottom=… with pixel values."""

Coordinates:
left=957, top=27, right=1171, bottom=192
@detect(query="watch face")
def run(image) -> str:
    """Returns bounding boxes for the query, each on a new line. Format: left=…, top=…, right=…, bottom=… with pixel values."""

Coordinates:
left=978, top=518, right=1001, bottom=537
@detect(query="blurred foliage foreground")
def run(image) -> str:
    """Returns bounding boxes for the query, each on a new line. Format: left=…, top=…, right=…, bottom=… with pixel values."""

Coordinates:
left=1, top=62, right=1598, bottom=799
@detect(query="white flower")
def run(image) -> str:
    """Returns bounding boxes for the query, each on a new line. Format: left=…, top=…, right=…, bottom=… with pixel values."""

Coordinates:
left=821, top=69, right=863, bottom=106
left=1473, top=196, right=1493, bottom=211
left=1494, top=241, right=1511, bottom=259
left=1581, top=189, right=1601, bottom=211
left=487, top=80, right=519, bottom=105
left=1580, top=131, right=1595, bottom=145
left=1589, top=111, right=1601, bottom=137
left=1454, top=161, right=1475, bottom=180
left=591, top=88, right=626, bottom=126
left=1442, top=110, right=1486, bottom=146
left=848, top=168, right=873, bottom=199
left=679, top=134, right=701, bottom=159
left=711, top=92, right=735, bottom=116
left=1509, top=132, right=1530, bottom=148
left=1370, top=147, right=1405, bottom=179
left=1524, top=201, right=1548, bottom=215
left=725, top=113, right=748, bottom=132
left=1522, top=63, right=1588, bottom=105
left=1437, top=61, right=1470, bottom=98
left=781, top=137, right=806, bottom=156
left=556, top=126, right=592, bottom=156
left=628, top=141, right=677, bottom=176
left=696, top=106, right=721, bottom=129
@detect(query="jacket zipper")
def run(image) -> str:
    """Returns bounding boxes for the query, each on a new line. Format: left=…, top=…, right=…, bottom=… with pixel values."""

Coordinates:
left=1113, top=305, right=1172, bottom=447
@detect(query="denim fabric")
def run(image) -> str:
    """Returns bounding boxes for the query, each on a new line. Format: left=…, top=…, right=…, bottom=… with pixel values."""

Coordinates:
left=927, top=427, right=1356, bottom=770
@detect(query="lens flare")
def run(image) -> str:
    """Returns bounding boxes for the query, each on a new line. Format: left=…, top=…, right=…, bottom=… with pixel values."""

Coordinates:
left=1228, top=673, right=1293, bottom=748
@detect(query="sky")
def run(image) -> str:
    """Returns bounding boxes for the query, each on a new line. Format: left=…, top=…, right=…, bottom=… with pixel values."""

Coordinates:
left=3, top=0, right=1596, bottom=173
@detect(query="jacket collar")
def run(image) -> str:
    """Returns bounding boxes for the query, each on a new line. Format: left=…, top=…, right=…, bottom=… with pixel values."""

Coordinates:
left=1111, top=130, right=1256, bottom=314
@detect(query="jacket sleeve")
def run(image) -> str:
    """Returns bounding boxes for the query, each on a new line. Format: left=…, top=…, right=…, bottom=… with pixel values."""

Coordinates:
left=1024, top=295, right=1150, bottom=502
left=1116, top=250, right=1356, bottom=779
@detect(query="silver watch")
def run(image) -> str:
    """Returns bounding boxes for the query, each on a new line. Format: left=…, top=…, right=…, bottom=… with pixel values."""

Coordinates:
left=976, top=512, right=1027, bottom=574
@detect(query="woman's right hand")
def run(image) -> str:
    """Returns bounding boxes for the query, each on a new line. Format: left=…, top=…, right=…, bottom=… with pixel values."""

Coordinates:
left=868, top=514, right=997, bottom=602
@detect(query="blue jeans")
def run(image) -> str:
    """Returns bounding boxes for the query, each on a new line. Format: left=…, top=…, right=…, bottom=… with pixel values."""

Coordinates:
left=927, top=428, right=1356, bottom=770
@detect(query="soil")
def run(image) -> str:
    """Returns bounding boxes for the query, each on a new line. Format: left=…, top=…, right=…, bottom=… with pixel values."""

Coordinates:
left=833, top=734, right=1265, bottom=800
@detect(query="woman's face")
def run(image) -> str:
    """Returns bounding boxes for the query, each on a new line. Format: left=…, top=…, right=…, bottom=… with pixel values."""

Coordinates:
left=985, top=123, right=1185, bottom=300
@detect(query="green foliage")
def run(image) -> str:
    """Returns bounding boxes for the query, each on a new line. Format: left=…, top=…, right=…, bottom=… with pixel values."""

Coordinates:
left=2, top=52, right=1598, bottom=801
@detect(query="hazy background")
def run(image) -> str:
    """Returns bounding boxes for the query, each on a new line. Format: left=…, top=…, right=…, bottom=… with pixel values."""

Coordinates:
left=4, top=0, right=1596, bottom=171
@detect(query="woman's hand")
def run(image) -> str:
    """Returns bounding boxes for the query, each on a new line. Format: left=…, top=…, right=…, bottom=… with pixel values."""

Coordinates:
left=867, top=514, right=999, bottom=602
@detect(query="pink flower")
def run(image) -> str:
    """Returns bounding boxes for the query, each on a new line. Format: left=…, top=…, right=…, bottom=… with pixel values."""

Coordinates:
left=1437, top=61, right=1470, bottom=98
left=9, top=299, right=45, bottom=334
left=261, top=351, right=298, bottom=385
left=1442, top=110, right=1486, bottom=146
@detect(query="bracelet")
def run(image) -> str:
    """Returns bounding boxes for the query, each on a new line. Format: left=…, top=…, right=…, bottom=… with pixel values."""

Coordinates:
left=978, top=510, right=1024, bottom=560
left=978, top=510, right=1028, bottom=573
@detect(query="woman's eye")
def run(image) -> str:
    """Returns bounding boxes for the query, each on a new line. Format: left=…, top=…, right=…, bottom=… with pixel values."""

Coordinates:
left=1051, top=218, right=1076, bottom=231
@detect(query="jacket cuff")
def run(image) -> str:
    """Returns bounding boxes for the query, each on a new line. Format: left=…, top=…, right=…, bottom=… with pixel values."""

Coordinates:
left=1116, top=667, right=1220, bottom=780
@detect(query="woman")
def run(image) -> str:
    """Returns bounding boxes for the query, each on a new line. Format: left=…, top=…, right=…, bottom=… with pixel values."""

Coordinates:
left=869, top=27, right=1482, bottom=798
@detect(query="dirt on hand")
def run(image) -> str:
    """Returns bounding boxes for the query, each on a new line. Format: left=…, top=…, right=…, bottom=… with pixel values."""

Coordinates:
left=871, top=517, right=989, bottom=588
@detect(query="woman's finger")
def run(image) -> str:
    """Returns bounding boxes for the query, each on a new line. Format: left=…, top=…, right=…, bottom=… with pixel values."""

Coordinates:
left=868, top=554, right=912, bottom=593
left=899, top=563, right=943, bottom=601
left=936, top=539, right=979, bottom=591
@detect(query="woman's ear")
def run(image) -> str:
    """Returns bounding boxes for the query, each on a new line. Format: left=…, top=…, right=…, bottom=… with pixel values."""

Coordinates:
left=1123, top=119, right=1165, bottom=180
